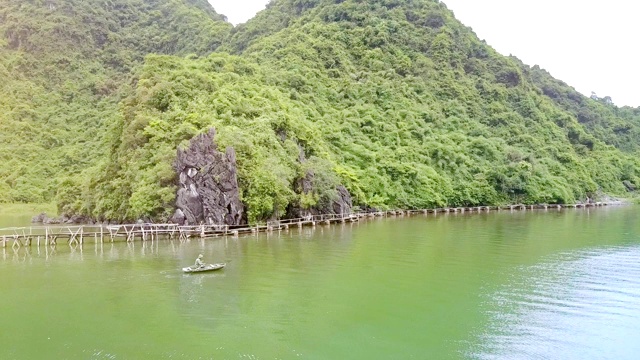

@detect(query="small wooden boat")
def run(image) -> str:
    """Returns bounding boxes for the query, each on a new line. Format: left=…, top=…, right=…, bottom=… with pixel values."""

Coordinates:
left=182, top=263, right=226, bottom=273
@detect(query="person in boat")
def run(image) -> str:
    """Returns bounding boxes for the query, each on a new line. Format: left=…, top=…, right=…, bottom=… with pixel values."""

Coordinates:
left=194, top=254, right=206, bottom=268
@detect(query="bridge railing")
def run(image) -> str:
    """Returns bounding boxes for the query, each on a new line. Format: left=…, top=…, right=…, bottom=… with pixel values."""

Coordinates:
left=0, top=201, right=619, bottom=244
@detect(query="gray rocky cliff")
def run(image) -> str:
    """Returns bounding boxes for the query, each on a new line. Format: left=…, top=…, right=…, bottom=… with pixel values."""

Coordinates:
left=287, top=145, right=353, bottom=218
left=171, top=128, right=244, bottom=225
left=330, top=185, right=353, bottom=215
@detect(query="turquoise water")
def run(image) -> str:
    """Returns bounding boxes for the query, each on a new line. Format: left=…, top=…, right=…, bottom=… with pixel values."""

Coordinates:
left=1, top=206, right=639, bottom=359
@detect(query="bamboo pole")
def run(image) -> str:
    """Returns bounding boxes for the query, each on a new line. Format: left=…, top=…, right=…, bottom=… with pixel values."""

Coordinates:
left=128, top=225, right=133, bottom=242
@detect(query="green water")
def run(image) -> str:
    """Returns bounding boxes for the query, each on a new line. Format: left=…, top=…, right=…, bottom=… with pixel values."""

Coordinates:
left=1, top=207, right=639, bottom=359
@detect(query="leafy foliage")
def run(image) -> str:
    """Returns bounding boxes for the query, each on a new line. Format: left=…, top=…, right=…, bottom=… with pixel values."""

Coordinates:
left=522, top=61, right=640, bottom=153
left=2, top=0, right=638, bottom=222
left=0, top=0, right=231, bottom=205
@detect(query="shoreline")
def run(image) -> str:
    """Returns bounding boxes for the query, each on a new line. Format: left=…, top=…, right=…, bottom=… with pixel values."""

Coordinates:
left=1, top=201, right=629, bottom=248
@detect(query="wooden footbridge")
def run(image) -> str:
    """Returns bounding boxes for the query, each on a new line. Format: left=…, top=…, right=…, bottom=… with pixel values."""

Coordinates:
left=0, top=212, right=362, bottom=249
left=0, top=201, right=619, bottom=249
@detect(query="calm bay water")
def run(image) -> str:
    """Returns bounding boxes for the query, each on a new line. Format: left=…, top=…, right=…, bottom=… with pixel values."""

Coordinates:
left=1, top=206, right=639, bottom=359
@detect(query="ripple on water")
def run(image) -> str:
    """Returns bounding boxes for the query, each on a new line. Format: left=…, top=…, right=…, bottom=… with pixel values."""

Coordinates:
left=470, top=245, right=640, bottom=360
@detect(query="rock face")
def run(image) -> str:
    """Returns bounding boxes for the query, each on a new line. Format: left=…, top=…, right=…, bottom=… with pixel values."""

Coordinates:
left=172, top=128, right=244, bottom=225
left=287, top=184, right=353, bottom=218
left=31, top=213, right=48, bottom=223
left=31, top=213, right=92, bottom=224
left=287, top=144, right=353, bottom=218
left=330, top=185, right=353, bottom=215
left=623, top=180, right=636, bottom=192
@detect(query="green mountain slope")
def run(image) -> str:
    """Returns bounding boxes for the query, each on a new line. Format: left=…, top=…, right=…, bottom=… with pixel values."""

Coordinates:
left=73, top=0, right=639, bottom=222
left=0, top=0, right=231, bottom=203
left=519, top=61, right=640, bottom=152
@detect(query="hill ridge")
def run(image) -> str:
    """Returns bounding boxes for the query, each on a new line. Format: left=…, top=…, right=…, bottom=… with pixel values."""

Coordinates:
left=1, top=0, right=637, bottom=222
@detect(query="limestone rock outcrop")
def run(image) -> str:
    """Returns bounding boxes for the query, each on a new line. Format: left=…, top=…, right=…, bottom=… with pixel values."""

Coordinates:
left=31, top=213, right=92, bottom=224
left=172, top=129, right=244, bottom=225
left=330, top=185, right=353, bottom=215
left=287, top=146, right=353, bottom=217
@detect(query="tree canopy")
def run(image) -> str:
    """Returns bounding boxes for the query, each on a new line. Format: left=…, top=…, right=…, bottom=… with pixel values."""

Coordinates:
left=1, top=0, right=638, bottom=221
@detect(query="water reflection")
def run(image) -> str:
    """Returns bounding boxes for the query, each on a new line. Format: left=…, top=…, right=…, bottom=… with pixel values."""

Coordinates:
left=471, top=246, right=640, bottom=360
left=2, top=208, right=639, bottom=359
left=0, top=225, right=335, bottom=264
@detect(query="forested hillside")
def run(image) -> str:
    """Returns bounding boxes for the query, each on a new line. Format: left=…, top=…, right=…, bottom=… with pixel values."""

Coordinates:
left=0, top=0, right=231, bottom=203
left=2, top=0, right=639, bottom=223
left=520, top=62, right=640, bottom=153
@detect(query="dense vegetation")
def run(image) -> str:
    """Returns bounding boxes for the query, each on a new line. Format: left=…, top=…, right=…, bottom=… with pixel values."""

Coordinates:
left=2, top=0, right=639, bottom=222
left=521, top=61, right=640, bottom=153
left=0, top=0, right=231, bottom=203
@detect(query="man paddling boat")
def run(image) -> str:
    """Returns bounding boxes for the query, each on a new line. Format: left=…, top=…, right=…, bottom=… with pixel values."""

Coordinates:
left=183, top=255, right=226, bottom=273
left=195, top=254, right=205, bottom=268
